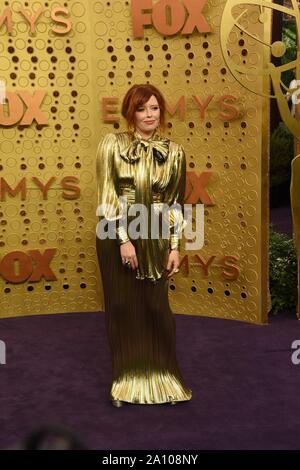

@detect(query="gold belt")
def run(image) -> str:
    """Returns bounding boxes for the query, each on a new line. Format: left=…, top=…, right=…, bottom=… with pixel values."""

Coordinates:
left=118, top=186, right=164, bottom=203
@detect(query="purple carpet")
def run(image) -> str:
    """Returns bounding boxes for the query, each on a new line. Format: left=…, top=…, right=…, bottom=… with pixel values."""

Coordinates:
left=0, top=207, right=297, bottom=450
left=0, top=309, right=299, bottom=450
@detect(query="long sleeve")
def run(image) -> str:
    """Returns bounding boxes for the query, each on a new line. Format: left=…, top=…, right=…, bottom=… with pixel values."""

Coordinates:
left=96, top=133, right=130, bottom=245
left=164, top=144, right=187, bottom=251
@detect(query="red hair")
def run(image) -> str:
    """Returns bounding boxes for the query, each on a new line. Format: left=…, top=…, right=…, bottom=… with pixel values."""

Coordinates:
left=121, top=84, right=166, bottom=130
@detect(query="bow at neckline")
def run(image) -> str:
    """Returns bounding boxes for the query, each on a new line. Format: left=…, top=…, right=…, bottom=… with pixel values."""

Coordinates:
left=120, top=131, right=169, bottom=164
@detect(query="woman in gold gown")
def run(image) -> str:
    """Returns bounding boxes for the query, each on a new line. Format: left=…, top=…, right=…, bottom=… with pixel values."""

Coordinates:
left=96, top=84, right=192, bottom=406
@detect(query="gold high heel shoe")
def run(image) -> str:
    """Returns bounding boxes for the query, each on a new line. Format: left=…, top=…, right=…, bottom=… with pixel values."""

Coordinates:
left=111, top=399, right=123, bottom=408
left=170, top=401, right=177, bottom=405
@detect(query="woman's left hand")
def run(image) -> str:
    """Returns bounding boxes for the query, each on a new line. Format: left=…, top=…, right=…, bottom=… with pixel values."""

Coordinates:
left=166, top=249, right=180, bottom=278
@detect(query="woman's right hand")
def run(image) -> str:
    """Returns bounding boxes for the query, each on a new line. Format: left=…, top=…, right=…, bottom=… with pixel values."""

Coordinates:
left=120, top=241, right=138, bottom=270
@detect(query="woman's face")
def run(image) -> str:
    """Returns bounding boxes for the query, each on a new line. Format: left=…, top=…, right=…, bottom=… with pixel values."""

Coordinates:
left=134, top=95, right=160, bottom=137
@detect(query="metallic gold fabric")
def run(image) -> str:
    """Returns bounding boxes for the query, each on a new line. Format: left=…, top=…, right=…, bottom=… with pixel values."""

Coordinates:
left=96, top=234, right=192, bottom=404
left=96, top=131, right=192, bottom=404
left=96, top=130, right=187, bottom=282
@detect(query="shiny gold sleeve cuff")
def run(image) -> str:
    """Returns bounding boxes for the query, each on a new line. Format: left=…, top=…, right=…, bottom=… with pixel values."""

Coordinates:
left=116, top=222, right=130, bottom=245
left=169, top=235, right=180, bottom=251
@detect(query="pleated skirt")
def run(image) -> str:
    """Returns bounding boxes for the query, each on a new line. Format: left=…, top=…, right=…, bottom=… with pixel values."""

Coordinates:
left=96, top=234, right=192, bottom=405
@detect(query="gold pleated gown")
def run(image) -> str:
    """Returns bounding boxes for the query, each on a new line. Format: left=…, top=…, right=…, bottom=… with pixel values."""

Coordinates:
left=96, top=130, right=192, bottom=404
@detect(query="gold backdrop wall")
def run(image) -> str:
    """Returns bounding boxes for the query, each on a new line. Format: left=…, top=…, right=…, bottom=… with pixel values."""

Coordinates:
left=0, top=0, right=270, bottom=324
